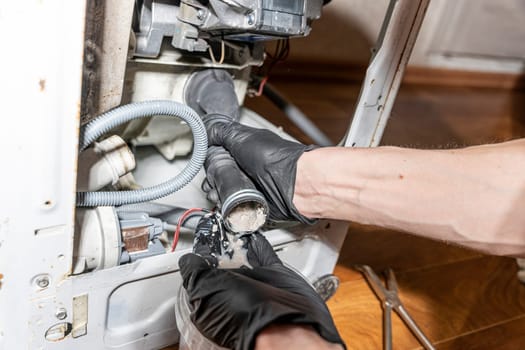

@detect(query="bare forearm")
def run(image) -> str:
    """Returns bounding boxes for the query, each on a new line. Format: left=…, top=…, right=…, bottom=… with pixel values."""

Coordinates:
left=294, top=139, right=525, bottom=256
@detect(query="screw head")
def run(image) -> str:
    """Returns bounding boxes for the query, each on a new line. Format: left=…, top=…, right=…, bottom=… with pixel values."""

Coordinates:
left=35, top=275, right=50, bottom=289
left=55, top=308, right=67, bottom=320
left=197, top=9, right=205, bottom=21
left=247, top=13, right=255, bottom=25
left=313, top=274, right=340, bottom=301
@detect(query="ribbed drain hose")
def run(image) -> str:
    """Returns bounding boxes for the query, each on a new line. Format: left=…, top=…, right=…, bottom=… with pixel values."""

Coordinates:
left=77, top=100, right=207, bottom=207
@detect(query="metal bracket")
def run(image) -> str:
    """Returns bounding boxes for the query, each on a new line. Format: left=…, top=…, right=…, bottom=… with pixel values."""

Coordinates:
left=343, top=0, right=431, bottom=147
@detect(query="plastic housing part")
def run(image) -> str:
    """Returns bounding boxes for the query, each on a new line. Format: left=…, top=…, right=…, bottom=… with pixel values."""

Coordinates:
left=73, top=207, right=122, bottom=274
left=73, top=207, right=166, bottom=274
left=77, top=135, right=136, bottom=191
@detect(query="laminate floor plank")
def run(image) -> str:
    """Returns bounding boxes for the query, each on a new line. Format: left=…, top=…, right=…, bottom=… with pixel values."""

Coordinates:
left=245, top=83, right=525, bottom=146
left=434, top=315, right=525, bottom=350
left=337, top=223, right=481, bottom=277
left=326, top=277, right=423, bottom=350
left=327, top=256, right=525, bottom=349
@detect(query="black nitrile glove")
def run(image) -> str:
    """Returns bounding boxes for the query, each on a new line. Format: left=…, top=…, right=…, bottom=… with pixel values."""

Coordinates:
left=204, top=116, right=316, bottom=224
left=179, top=232, right=345, bottom=350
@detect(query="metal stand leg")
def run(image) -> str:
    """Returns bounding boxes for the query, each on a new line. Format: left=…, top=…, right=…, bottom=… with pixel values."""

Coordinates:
left=343, top=0, right=431, bottom=147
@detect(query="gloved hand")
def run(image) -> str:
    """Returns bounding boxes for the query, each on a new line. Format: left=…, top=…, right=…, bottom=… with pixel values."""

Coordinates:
left=179, top=230, right=345, bottom=350
left=203, top=115, right=316, bottom=224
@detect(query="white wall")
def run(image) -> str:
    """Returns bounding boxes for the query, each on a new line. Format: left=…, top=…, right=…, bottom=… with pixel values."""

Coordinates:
left=288, top=0, right=525, bottom=73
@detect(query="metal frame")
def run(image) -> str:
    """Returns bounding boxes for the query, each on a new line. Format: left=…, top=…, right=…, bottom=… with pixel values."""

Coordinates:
left=344, top=0, right=430, bottom=147
left=0, top=1, right=86, bottom=348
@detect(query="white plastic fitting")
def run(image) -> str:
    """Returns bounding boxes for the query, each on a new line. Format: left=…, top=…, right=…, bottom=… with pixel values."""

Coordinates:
left=73, top=206, right=121, bottom=274
left=77, top=135, right=136, bottom=191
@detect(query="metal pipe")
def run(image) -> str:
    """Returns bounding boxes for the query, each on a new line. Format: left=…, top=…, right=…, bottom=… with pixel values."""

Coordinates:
left=262, top=81, right=333, bottom=146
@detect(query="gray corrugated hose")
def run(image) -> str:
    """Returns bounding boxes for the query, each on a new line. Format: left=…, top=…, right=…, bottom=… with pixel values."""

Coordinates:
left=77, top=100, right=207, bottom=207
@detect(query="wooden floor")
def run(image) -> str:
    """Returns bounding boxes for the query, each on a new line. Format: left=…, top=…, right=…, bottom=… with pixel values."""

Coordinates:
left=244, top=76, right=525, bottom=350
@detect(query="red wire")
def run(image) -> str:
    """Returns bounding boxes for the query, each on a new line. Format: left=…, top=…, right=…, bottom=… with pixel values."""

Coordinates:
left=255, top=76, right=268, bottom=97
left=171, top=208, right=204, bottom=252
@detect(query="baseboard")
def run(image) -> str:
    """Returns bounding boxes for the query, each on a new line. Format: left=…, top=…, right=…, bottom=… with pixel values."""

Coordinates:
left=269, top=62, right=525, bottom=90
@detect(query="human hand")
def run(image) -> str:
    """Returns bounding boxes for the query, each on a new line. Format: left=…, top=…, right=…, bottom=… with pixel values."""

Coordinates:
left=203, top=116, right=316, bottom=224
left=178, top=218, right=344, bottom=350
